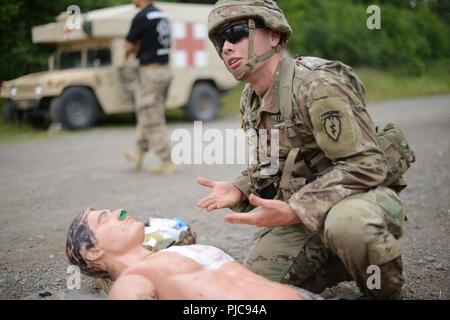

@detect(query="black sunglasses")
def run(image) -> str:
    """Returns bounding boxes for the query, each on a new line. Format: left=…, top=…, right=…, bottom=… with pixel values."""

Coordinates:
left=213, top=21, right=265, bottom=52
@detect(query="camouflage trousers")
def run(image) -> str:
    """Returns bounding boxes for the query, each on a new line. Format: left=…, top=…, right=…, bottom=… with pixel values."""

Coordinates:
left=134, top=64, right=172, bottom=161
left=244, top=185, right=406, bottom=299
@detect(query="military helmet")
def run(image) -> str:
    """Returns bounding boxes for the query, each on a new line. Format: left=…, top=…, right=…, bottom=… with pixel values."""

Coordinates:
left=208, top=0, right=292, bottom=45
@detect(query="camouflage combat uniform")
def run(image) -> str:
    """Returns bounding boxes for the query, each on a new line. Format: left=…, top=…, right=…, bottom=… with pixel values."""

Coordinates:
left=232, top=54, right=406, bottom=299
left=134, top=64, right=172, bottom=162
left=208, top=0, right=406, bottom=299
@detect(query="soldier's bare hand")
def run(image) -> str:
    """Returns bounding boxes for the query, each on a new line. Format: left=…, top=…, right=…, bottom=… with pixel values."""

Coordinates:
left=196, top=176, right=244, bottom=212
left=224, top=194, right=301, bottom=227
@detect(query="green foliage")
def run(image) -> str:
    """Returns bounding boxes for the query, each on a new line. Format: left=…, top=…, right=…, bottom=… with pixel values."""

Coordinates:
left=0, top=0, right=129, bottom=82
left=278, top=0, right=449, bottom=73
left=0, top=0, right=448, bottom=81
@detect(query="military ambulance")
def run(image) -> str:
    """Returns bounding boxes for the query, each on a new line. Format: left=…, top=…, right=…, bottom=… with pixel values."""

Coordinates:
left=0, top=2, right=237, bottom=129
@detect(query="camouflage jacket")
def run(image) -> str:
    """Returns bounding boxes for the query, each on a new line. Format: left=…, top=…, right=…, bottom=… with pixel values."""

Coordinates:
left=232, top=54, right=388, bottom=233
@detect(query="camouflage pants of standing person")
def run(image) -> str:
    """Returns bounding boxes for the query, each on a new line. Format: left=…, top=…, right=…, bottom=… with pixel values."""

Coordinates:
left=244, top=185, right=406, bottom=299
left=134, top=64, right=172, bottom=161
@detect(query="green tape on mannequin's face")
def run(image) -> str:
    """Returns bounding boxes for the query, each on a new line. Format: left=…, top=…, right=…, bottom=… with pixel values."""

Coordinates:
left=119, top=210, right=128, bottom=221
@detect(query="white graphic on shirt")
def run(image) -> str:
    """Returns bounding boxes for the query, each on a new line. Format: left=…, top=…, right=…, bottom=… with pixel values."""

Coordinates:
left=146, top=11, right=168, bottom=21
left=157, top=18, right=171, bottom=50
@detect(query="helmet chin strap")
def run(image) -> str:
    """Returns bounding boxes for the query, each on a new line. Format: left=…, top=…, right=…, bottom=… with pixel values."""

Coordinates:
left=231, top=19, right=281, bottom=81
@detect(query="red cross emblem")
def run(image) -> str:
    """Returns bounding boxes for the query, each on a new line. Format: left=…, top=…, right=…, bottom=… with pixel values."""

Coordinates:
left=174, top=22, right=206, bottom=67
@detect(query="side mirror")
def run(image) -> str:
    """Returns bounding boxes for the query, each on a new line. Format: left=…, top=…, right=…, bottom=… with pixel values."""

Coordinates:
left=48, top=54, right=55, bottom=71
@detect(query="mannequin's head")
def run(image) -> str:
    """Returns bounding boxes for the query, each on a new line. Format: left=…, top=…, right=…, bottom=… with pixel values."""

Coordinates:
left=66, top=208, right=145, bottom=278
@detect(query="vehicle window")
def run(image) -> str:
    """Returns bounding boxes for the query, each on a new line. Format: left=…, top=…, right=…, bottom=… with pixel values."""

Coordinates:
left=59, top=51, right=82, bottom=69
left=87, top=48, right=111, bottom=67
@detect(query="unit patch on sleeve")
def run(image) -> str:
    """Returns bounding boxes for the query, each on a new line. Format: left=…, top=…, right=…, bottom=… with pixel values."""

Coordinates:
left=320, top=110, right=341, bottom=141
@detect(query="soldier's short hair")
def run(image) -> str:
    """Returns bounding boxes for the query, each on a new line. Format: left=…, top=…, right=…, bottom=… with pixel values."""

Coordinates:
left=66, top=208, right=109, bottom=278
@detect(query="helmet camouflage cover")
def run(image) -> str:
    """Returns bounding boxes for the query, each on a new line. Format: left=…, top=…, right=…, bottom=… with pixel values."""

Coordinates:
left=208, top=0, right=292, bottom=80
left=208, top=0, right=292, bottom=45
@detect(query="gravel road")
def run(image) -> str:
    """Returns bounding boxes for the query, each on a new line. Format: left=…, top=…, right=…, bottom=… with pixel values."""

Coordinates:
left=0, top=95, right=448, bottom=300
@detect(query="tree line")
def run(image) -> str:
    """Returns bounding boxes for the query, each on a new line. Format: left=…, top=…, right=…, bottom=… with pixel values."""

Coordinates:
left=0, top=0, right=448, bottom=81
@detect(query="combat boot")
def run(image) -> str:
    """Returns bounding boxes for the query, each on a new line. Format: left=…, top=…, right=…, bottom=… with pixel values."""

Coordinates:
left=148, top=160, right=176, bottom=175
left=123, top=149, right=145, bottom=170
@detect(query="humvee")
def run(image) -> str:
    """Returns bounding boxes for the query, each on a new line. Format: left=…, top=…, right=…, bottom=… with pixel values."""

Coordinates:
left=0, top=2, right=237, bottom=129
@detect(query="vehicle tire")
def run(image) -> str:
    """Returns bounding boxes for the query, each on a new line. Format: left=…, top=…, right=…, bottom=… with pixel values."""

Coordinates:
left=185, top=82, right=220, bottom=122
left=50, top=87, right=99, bottom=129
left=2, top=100, right=21, bottom=123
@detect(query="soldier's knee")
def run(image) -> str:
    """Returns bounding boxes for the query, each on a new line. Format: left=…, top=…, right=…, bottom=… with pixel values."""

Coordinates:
left=324, top=199, right=371, bottom=248
left=325, top=197, right=402, bottom=266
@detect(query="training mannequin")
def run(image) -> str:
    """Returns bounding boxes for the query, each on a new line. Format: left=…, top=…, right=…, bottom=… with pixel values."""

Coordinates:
left=66, top=208, right=322, bottom=300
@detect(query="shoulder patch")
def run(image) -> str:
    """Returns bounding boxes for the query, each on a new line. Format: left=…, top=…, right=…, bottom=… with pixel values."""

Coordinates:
left=309, top=97, right=364, bottom=159
left=320, top=110, right=341, bottom=141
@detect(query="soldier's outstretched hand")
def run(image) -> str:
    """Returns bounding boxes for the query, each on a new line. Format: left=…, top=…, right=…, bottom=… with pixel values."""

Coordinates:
left=224, top=194, right=301, bottom=227
left=196, top=177, right=244, bottom=212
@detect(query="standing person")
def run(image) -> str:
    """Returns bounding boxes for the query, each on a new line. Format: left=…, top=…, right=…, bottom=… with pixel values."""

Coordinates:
left=123, top=0, right=175, bottom=175
left=197, top=0, right=411, bottom=299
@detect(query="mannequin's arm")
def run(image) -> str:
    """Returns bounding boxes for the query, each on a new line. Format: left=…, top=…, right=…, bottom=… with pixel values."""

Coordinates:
left=109, top=274, right=157, bottom=300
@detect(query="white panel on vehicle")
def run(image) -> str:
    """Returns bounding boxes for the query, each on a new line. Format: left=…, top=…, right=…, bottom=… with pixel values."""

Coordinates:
left=173, top=51, right=188, bottom=68
left=194, top=51, right=207, bottom=67
left=193, top=22, right=207, bottom=39
left=172, top=22, right=186, bottom=39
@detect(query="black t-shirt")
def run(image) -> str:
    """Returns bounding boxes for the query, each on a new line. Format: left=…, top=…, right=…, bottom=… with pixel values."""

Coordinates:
left=126, top=4, right=171, bottom=65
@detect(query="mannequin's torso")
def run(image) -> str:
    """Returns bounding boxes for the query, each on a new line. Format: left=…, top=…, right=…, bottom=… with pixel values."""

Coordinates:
left=111, top=245, right=302, bottom=300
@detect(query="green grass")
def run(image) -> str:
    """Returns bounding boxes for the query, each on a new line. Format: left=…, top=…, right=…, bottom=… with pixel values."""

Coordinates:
left=358, top=64, right=450, bottom=102
left=217, top=64, right=450, bottom=117
left=1, top=65, right=449, bottom=143
left=219, top=83, right=245, bottom=118
left=0, top=122, right=66, bottom=143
